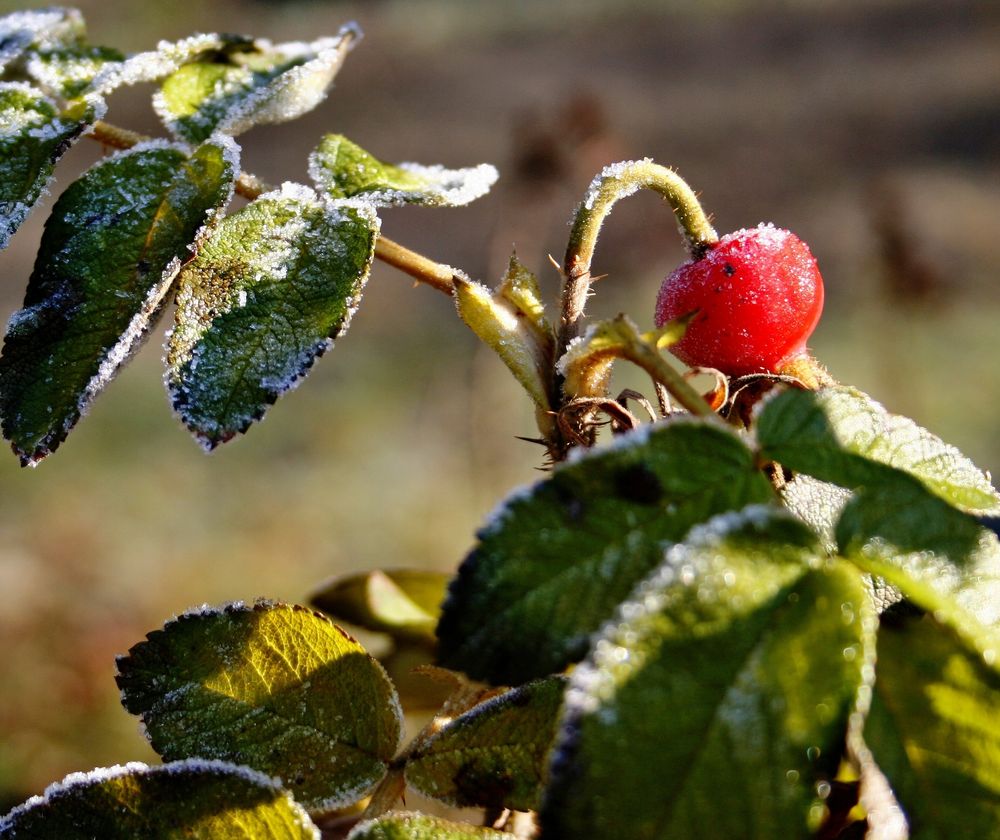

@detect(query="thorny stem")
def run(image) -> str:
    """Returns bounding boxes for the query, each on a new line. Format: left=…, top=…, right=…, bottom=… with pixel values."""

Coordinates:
left=87, top=120, right=459, bottom=295
left=558, top=159, right=718, bottom=354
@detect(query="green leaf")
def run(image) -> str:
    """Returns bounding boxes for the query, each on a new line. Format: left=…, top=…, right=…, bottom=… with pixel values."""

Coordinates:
left=27, top=44, right=124, bottom=99
left=0, top=137, right=237, bottom=465
left=0, top=759, right=319, bottom=839
left=154, top=29, right=358, bottom=144
left=116, top=601, right=403, bottom=814
left=166, top=183, right=378, bottom=449
left=347, top=812, right=515, bottom=840
left=0, top=8, right=87, bottom=75
left=777, top=474, right=851, bottom=552
left=310, top=569, right=450, bottom=644
left=309, top=134, right=498, bottom=207
left=863, top=610, right=1000, bottom=838
left=757, top=386, right=1000, bottom=514
left=541, top=508, right=875, bottom=840
left=436, top=418, right=774, bottom=684
left=88, top=33, right=235, bottom=96
left=405, top=675, right=566, bottom=810
left=0, top=83, right=101, bottom=250
left=837, top=474, right=1000, bottom=645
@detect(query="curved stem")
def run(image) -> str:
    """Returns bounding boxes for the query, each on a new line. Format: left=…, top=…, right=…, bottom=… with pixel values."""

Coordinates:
left=87, top=120, right=458, bottom=295
left=558, top=159, right=718, bottom=352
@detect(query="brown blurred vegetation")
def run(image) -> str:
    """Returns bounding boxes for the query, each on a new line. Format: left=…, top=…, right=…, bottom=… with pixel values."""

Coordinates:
left=0, top=0, right=998, bottom=808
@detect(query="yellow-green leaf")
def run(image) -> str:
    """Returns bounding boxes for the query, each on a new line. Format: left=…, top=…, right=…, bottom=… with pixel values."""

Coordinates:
left=310, top=569, right=450, bottom=644
left=116, top=602, right=403, bottom=814
left=863, top=610, right=1000, bottom=838
left=154, top=30, right=358, bottom=144
left=348, top=812, right=515, bottom=840
left=309, top=133, right=497, bottom=207
left=0, top=760, right=319, bottom=839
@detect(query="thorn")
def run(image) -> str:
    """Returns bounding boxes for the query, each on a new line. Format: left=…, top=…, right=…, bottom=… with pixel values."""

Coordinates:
left=514, top=435, right=547, bottom=446
left=547, top=253, right=565, bottom=276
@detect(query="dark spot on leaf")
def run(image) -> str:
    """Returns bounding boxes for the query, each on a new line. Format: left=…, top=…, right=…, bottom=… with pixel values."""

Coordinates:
left=552, top=481, right=585, bottom=522
left=453, top=761, right=515, bottom=809
left=614, top=463, right=663, bottom=505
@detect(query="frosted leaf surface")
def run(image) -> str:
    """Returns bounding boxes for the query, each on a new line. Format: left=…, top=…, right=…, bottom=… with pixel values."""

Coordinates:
left=862, top=610, right=1000, bottom=838
left=0, top=83, right=100, bottom=251
left=309, top=133, right=498, bottom=207
left=837, top=472, right=1000, bottom=650
left=116, top=601, right=403, bottom=815
left=436, top=418, right=774, bottom=684
left=0, top=759, right=320, bottom=838
left=89, top=33, right=232, bottom=96
left=348, top=812, right=516, bottom=840
left=542, top=508, right=874, bottom=840
left=166, top=183, right=378, bottom=449
left=0, top=138, right=237, bottom=465
left=26, top=43, right=124, bottom=99
left=757, top=385, right=1000, bottom=514
left=405, top=675, right=566, bottom=811
left=310, top=569, right=451, bottom=644
left=0, top=8, right=86, bottom=73
left=154, top=28, right=359, bottom=144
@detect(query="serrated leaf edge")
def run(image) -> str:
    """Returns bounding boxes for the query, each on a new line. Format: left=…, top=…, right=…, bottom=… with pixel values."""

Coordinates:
left=0, top=758, right=320, bottom=838
left=115, top=600, right=405, bottom=812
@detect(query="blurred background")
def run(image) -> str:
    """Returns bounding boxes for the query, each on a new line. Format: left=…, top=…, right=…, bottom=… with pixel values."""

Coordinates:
left=0, top=0, right=998, bottom=809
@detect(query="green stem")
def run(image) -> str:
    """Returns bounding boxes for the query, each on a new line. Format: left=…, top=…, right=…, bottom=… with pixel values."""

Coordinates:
left=558, top=159, right=718, bottom=352
left=87, top=120, right=458, bottom=295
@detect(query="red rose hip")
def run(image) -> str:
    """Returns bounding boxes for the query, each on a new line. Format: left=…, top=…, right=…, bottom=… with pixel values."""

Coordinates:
left=654, top=223, right=824, bottom=377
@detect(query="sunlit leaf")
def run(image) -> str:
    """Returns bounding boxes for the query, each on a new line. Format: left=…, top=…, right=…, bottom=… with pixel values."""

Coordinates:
left=347, top=812, right=515, bottom=840
left=436, top=418, right=774, bottom=684
left=777, top=473, right=851, bottom=552
left=405, top=675, right=566, bottom=810
left=757, top=386, right=1000, bottom=514
left=0, top=83, right=101, bottom=250
left=116, top=601, right=403, bottom=814
left=541, top=508, right=874, bottom=840
left=0, top=759, right=319, bottom=839
left=0, top=137, right=237, bottom=465
left=837, top=474, right=1000, bottom=641
left=863, top=609, right=1000, bottom=838
left=154, top=28, right=358, bottom=144
left=309, top=133, right=497, bottom=206
left=310, top=569, right=450, bottom=644
left=166, top=182, right=378, bottom=449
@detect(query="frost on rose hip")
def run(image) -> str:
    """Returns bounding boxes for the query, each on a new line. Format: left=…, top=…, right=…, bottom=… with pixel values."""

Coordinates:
left=654, top=223, right=824, bottom=377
